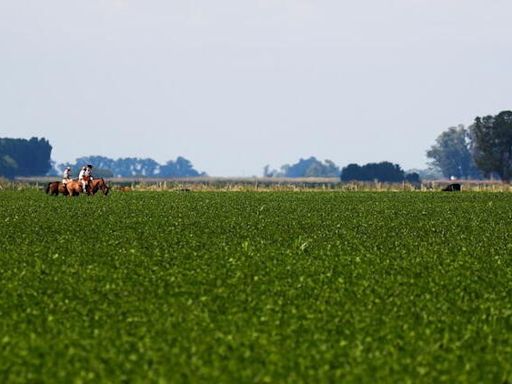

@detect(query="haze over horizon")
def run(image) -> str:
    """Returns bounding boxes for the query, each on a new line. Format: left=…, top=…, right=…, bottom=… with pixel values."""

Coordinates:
left=1, top=1, right=511, bottom=176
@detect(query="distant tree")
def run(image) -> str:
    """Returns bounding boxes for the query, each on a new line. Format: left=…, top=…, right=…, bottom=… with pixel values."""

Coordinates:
left=407, top=168, right=443, bottom=181
left=404, top=172, right=421, bottom=184
left=286, top=157, right=316, bottom=177
left=263, top=165, right=272, bottom=177
left=0, top=137, right=52, bottom=178
left=116, top=158, right=160, bottom=177
left=340, top=164, right=364, bottom=182
left=46, top=159, right=60, bottom=176
left=0, top=154, right=18, bottom=179
left=318, top=159, right=340, bottom=177
left=426, top=125, right=480, bottom=179
left=265, top=157, right=340, bottom=178
left=59, top=155, right=204, bottom=178
left=160, top=157, right=204, bottom=177
left=340, top=161, right=420, bottom=183
left=93, top=168, right=114, bottom=178
left=469, top=111, right=512, bottom=182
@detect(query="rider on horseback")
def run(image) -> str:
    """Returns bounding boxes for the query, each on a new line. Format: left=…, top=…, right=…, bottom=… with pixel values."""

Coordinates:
left=78, top=166, right=87, bottom=193
left=85, top=164, right=94, bottom=180
left=62, top=167, right=72, bottom=185
left=75, top=164, right=94, bottom=194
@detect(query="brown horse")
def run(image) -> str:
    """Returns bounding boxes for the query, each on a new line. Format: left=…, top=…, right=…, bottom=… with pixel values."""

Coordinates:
left=66, top=180, right=90, bottom=196
left=46, top=181, right=69, bottom=196
left=90, top=178, right=110, bottom=195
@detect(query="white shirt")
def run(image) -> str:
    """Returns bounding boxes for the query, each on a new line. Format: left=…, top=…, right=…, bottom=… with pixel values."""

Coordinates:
left=63, top=169, right=71, bottom=179
left=78, top=169, right=86, bottom=180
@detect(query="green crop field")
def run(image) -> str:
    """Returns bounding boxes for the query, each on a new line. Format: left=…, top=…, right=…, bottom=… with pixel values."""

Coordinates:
left=0, top=190, right=511, bottom=383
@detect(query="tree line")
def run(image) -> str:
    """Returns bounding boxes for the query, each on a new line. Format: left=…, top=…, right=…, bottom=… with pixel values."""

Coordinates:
left=0, top=139, right=205, bottom=179
left=265, top=157, right=419, bottom=183
left=265, top=110, right=512, bottom=182
left=2, top=110, right=511, bottom=181
left=57, top=156, right=205, bottom=178
left=264, top=157, right=340, bottom=178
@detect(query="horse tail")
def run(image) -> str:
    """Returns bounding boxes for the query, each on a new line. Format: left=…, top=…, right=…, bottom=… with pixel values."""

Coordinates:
left=46, top=182, right=51, bottom=194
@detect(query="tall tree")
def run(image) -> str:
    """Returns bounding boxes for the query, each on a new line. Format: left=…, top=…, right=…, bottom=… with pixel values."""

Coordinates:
left=426, top=125, right=480, bottom=179
left=470, top=111, right=512, bottom=182
left=0, top=137, right=52, bottom=178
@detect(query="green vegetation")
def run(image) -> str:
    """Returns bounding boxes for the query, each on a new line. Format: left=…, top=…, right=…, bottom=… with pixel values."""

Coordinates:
left=0, top=191, right=511, bottom=383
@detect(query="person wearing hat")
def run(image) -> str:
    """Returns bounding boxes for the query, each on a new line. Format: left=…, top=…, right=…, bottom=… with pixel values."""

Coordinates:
left=84, top=164, right=94, bottom=180
left=62, top=166, right=72, bottom=185
left=78, top=166, right=88, bottom=193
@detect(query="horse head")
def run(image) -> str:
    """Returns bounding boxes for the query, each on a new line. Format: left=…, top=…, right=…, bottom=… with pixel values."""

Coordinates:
left=93, top=178, right=110, bottom=195
left=101, top=181, right=110, bottom=195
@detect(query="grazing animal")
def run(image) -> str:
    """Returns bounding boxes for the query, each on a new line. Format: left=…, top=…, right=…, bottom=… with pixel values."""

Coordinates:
left=65, top=180, right=90, bottom=196
left=90, top=178, right=110, bottom=196
left=46, top=181, right=69, bottom=196
left=442, top=183, right=461, bottom=192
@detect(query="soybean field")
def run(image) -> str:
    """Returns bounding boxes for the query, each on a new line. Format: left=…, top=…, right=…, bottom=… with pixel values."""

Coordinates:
left=1, top=190, right=511, bottom=383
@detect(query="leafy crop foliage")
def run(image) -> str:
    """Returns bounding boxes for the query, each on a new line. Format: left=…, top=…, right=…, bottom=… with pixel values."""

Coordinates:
left=0, top=191, right=511, bottom=383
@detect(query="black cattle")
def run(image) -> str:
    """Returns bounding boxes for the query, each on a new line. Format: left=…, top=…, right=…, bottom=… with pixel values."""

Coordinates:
left=442, top=183, right=461, bottom=192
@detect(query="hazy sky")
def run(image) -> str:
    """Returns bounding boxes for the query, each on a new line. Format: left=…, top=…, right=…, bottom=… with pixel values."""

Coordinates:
left=1, top=1, right=511, bottom=176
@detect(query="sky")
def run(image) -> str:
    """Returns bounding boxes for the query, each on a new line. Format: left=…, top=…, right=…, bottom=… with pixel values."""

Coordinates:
left=1, top=0, right=511, bottom=176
